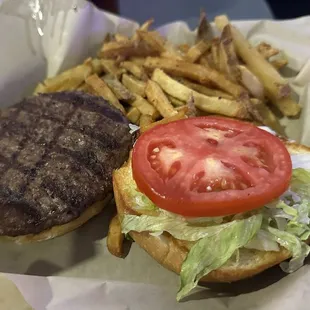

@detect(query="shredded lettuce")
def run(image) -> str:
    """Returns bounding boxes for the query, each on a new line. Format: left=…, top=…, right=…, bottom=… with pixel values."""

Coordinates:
left=264, top=169, right=310, bottom=244
left=177, top=214, right=262, bottom=300
left=122, top=165, right=158, bottom=212
left=245, top=229, right=280, bottom=252
left=122, top=213, right=261, bottom=242
left=267, top=227, right=310, bottom=272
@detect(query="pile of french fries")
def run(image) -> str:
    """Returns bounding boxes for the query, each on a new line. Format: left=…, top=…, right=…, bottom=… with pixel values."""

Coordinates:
left=34, top=12, right=300, bottom=136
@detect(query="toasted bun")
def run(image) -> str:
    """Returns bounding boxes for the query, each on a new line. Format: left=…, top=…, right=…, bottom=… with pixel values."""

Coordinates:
left=2, top=195, right=112, bottom=244
left=113, top=140, right=310, bottom=283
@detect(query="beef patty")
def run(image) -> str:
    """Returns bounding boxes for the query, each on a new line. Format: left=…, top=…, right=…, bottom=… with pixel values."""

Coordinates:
left=0, top=91, right=132, bottom=237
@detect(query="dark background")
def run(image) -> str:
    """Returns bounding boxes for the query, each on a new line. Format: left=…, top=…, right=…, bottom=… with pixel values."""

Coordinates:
left=92, top=0, right=310, bottom=21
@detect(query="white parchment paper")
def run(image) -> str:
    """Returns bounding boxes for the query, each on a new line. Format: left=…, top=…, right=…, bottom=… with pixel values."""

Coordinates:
left=1, top=0, right=310, bottom=309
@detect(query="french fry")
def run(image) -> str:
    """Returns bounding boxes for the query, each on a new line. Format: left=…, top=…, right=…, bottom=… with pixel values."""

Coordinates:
left=139, top=114, right=153, bottom=128
left=140, top=107, right=189, bottom=133
left=99, top=40, right=135, bottom=58
left=132, top=18, right=154, bottom=42
left=85, top=74, right=126, bottom=113
left=129, top=57, right=146, bottom=66
left=144, top=57, right=245, bottom=98
left=130, top=95, right=159, bottom=118
left=122, top=74, right=146, bottom=97
left=42, top=63, right=93, bottom=92
left=211, top=39, right=220, bottom=70
left=178, top=44, right=190, bottom=53
left=33, top=83, right=47, bottom=94
left=99, top=40, right=157, bottom=59
left=177, top=78, right=233, bottom=99
left=83, top=58, right=103, bottom=75
left=115, top=33, right=129, bottom=42
left=196, top=10, right=214, bottom=42
left=120, top=61, right=148, bottom=81
left=126, top=107, right=141, bottom=124
left=77, top=83, right=89, bottom=92
left=161, top=42, right=184, bottom=60
left=102, top=75, right=135, bottom=101
left=151, top=69, right=249, bottom=119
left=136, top=30, right=166, bottom=53
left=101, top=59, right=125, bottom=78
left=185, top=40, right=211, bottom=63
left=219, top=25, right=240, bottom=80
left=107, top=215, right=124, bottom=258
left=166, top=95, right=185, bottom=107
left=271, top=59, right=288, bottom=70
left=251, top=99, right=286, bottom=136
left=214, top=15, right=300, bottom=116
left=145, top=80, right=177, bottom=118
left=256, top=42, right=279, bottom=59
left=238, top=65, right=264, bottom=99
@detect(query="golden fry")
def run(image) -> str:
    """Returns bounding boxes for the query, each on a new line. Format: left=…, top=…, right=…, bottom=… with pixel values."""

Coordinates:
left=99, top=40, right=135, bottom=58
left=256, top=42, right=280, bottom=59
left=211, top=39, right=220, bottom=70
left=161, top=42, right=184, bottom=60
left=196, top=10, right=214, bottom=42
left=84, top=58, right=103, bottom=75
left=178, top=44, right=190, bottom=53
left=214, top=16, right=300, bottom=116
left=122, top=74, right=146, bottom=97
left=115, top=33, right=129, bottom=42
left=178, top=78, right=233, bottom=99
left=33, top=83, right=47, bottom=94
left=151, top=69, right=249, bottom=119
left=219, top=25, right=239, bottom=80
left=129, top=57, right=146, bottom=66
left=238, top=65, right=264, bottom=99
left=166, top=95, right=185, bottom=107
left=120, top=61, right=148, bottom=81
left=145, top=58, right=245, bottom=98
left=132, top=18, right=154, bottom=42
left=251, top=99, right=286, bottom=136
left=136, top=30, right=166, bottom=53
left=271, top=59, right=288, bottom=70
left=145, top=80, right=177, bottom=118
left=101, top=59, right=125, bottom=78
left=99, top=40, right=156, bottom=59
left=185, top=40, right=211, bottom=63
left=140, top=107, right=188, bottom=133
left=43, top=63, right=92, bottom=92
left=126, top=107, right=141, bottom=124
left=139, top=114, right=153, bottom=128
left=85, top=74, right=126, bottom=113
left=107, top=215, right=124, bottom=258
left=102, top=75, right=135, bottom=101
left=131, top=95, right=159, bottom=118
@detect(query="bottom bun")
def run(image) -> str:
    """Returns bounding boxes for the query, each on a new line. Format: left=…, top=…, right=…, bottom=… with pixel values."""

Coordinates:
left=2, top=194, right=112, bottom=244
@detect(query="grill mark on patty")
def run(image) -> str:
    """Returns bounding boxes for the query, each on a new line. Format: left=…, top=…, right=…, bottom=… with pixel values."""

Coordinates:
left=0, top=91, right=132, bottom=236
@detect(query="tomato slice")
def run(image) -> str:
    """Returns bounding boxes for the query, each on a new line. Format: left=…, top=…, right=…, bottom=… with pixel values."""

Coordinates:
left=132, top=116, right=292, bottom=217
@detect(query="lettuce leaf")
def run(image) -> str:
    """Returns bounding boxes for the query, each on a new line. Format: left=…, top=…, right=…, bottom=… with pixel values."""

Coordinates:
left=177, top=214, right=262, bottom=300
left=122, top=213, right=261, bottom=242
left=245, top=229, right=280, bottom=251
left=267, top=227, right=310, bottom=272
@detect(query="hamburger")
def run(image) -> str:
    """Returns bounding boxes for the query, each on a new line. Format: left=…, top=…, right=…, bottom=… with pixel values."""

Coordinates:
left=113, top=116, right=310, bottom=300
left=0, top=91, right=132, bottom=242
